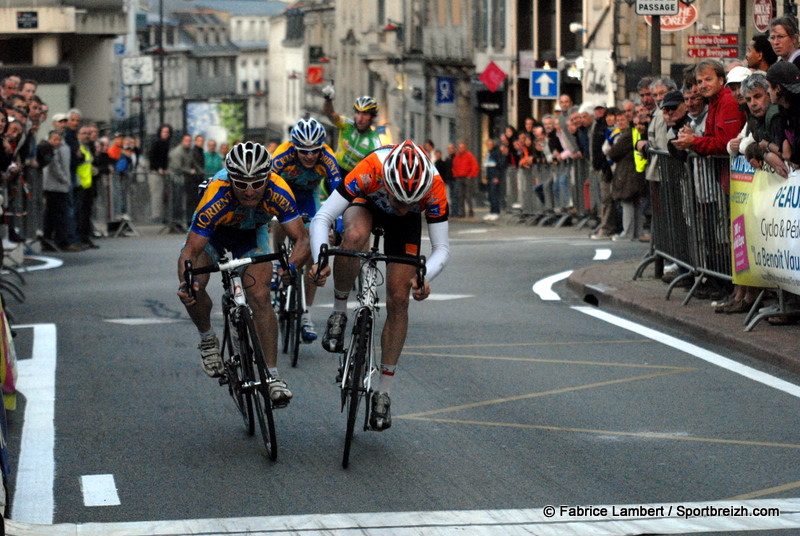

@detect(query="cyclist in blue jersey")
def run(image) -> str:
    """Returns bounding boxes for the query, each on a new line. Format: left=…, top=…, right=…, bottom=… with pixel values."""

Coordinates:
left=271, top=117, right=342, bottom=342
left=177, top=142, right=309, bottom=407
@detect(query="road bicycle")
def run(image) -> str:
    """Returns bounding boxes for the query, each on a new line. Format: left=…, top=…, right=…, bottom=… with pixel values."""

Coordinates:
left=317, top=228, right=426, bottom=468
left=184, top=247, right=290, bottom=461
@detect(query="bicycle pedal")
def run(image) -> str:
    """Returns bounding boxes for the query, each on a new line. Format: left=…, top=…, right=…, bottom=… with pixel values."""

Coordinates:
left=218, top=375, right=230, bottom=386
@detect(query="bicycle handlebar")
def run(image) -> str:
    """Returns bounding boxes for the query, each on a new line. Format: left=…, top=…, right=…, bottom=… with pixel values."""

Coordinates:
left=183, top=244, right=290, bottom=299
left=316, top=243, right=427, bottom=290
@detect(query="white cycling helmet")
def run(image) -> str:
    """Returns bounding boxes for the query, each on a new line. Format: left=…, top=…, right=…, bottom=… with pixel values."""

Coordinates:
left=382, top=140, right=435, bottom=204
left=225, top=141, right=272, bottom=177
left=290, top=118, right=326, bottom=150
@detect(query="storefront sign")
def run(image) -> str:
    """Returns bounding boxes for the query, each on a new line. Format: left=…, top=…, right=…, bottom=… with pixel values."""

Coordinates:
left=645, top=3, right=698, bottom=31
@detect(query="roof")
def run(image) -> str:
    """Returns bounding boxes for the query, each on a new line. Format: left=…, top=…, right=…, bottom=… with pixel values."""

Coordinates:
left=195, top=0, right=288, bottom=16
left=141, top=0, right=288, bottom=17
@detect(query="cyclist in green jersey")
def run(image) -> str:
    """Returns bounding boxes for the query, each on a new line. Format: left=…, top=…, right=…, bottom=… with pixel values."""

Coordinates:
left=322, top=85, right=383, bottom=175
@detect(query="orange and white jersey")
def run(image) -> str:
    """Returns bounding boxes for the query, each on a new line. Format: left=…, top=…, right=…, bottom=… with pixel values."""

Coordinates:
left=338, top=146, right=449, bottom=224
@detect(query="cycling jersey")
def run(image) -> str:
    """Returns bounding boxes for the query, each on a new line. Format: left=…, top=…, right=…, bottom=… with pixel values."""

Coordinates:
left=310, top=145, right=450, bottom=281
left=190, top=169, right=300, bottom=260
left=271, top=141, right=341, bottom=194
left=333, top=117, right=383, bottom=173
left=338, top=146, right=449, bottom=223
left=190, top=169, right=300, bottom=236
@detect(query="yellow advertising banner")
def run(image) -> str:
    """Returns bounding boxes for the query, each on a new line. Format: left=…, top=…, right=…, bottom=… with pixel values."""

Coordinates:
left=730, top=156, right=800, bottom=293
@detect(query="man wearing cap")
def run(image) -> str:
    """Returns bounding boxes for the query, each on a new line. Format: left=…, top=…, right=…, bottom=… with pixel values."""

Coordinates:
left=726, top=66, right=753, bottom=108
left=638, top=78, right=678, bottom=173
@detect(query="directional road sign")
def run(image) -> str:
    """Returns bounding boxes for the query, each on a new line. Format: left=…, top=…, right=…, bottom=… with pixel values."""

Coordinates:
left=530, top=69, right=559, bottom=100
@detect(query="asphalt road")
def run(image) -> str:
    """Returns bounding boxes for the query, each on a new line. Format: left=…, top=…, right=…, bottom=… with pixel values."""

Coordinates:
left=5, top=222, right=800, bottom=535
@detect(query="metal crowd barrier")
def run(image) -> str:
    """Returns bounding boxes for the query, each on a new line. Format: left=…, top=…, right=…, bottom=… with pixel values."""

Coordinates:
left=94, top=169, right=188, bottom=237
left=505, top=157, right=597, bottom=230
left=634, top=150, right=732, bottom=304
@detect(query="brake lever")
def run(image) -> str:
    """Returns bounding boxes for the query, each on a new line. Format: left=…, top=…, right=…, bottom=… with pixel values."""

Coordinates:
left=315, top=243, right=329, bottom=282
left=183, top=260, right=195, bottom=299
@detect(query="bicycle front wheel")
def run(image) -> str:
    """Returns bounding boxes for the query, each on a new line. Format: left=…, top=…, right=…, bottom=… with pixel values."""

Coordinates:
left=241, top=309, right=278, bottom=461
left=223, top=308, right=254, bottom=435
left=342, top=308, right=371, bottom=469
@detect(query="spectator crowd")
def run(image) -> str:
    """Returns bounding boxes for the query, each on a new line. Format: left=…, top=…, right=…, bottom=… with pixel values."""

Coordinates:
left=430, top=16, right=796, bottom=325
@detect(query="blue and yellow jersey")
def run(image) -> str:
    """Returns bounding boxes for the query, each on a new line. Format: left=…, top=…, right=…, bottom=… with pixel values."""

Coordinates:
left=190, top=169, right=300, bottom=238
left=270, top=141, right=342, bottom=195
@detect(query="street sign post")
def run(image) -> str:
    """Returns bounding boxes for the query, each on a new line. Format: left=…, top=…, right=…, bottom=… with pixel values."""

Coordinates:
left=529, top=69, right=559, bottom=100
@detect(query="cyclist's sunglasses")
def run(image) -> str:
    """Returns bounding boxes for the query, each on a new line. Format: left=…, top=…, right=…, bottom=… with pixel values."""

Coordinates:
left=229, top=173, right=268, bottom=190
left=297, top=147, right=321, bottom=155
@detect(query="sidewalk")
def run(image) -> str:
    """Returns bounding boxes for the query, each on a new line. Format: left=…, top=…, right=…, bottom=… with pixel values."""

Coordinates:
left=566, top=257, right=800, bottom=375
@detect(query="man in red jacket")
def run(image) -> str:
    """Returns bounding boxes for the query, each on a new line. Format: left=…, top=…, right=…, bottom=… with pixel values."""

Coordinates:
left=450, top=141, right=480, bottom=217
left=671, top=59, right=745, bottom=158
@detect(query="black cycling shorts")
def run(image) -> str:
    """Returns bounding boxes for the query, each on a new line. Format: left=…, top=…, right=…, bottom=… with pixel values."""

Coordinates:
left=350, top=200, right=422, bottom=258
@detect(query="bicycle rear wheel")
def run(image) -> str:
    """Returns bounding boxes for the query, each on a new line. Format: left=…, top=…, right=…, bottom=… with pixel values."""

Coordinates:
left=342, top=308, right=370, bottom=469
left=223, top=308, right=254, bottom=435
left=241, top=309, right=278, bottom=461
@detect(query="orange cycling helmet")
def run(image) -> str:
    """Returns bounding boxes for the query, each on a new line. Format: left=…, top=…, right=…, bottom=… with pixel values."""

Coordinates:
left=382, top=140, right=434, bottom=204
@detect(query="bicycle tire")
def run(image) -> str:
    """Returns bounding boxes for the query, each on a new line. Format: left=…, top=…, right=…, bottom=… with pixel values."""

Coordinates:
left=342, top=308, right=370, bottom=469
left=279, top=284, right=291, bottom=354
left=289, top=267, right=304, bottom=368
left=242, top=309, right=278, bottom=461
left=223, top=307, right=254, bottom=435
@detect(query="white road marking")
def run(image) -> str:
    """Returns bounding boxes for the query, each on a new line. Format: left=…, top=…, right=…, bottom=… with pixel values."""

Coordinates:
left=456, top=228, right=490, bottom=234
left=105, top=318, right=184, bottom=325
left=10, top=323, right=56, bottom=524
left=593, top=248, right=612, bottom=260
left=81, top=474, right=121, bottom=507
left=5, top=499, right=799, bottom=535
left=316, top=294, right=473, bottom=308
left=533, top=270, right=573, bottom=301
left=573, top=306, right=800, bottom=399
left=4, top=255, right=63, bottom=273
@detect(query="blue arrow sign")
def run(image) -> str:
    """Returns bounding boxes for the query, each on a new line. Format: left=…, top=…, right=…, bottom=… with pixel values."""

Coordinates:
left=530, top=69, right=559, bottom=99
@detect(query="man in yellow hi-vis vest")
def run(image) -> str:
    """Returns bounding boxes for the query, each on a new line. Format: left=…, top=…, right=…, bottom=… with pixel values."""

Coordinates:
left=76, top=125, right=98, bottom=249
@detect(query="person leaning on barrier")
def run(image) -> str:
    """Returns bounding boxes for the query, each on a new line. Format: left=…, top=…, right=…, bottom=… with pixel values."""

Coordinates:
left=672, top=59, right=746, bottom=159
left=715, top=73, right=776, bottom=314
left=749, top=61, right=800, bottom=178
